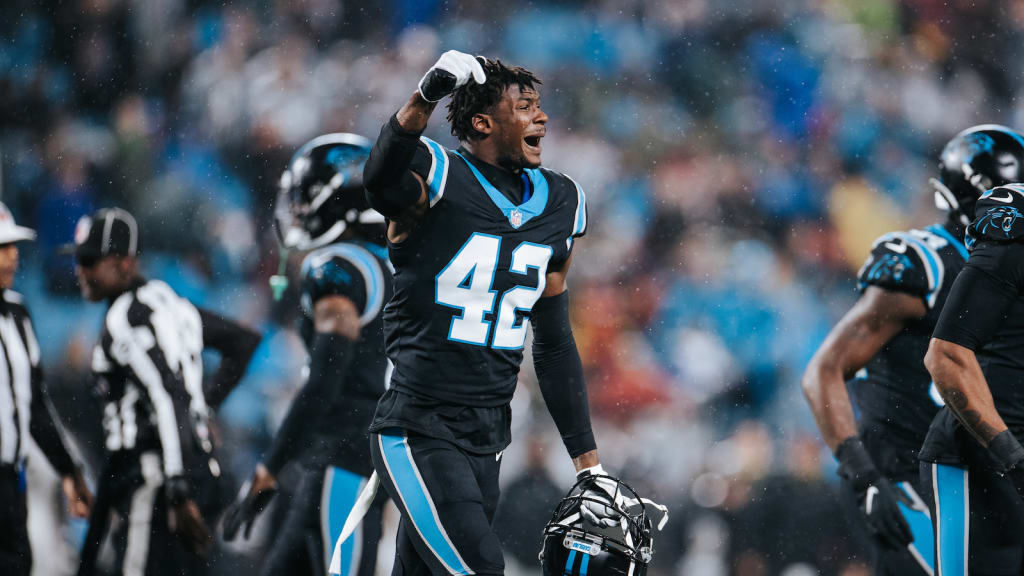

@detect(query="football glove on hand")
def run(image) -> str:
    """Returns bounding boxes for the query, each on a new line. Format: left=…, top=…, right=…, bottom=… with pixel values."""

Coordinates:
left=222, top=466, right=278, bottom=541
left=418, top=50, right=487, bottom=102
left=836, top=437, right=912, bottom=549
left=575, top=464, right=670, bottom=531
left=989, top=429, right=1024, bottom=500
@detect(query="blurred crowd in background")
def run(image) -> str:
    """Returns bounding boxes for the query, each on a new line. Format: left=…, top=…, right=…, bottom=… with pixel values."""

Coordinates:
left=5, top=0, right=1024, bottom=574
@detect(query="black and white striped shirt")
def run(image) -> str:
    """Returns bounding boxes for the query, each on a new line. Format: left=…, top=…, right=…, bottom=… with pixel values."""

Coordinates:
left=0, top=289, right=76, bottom=475
left=92, top=278, right=259, bottom=479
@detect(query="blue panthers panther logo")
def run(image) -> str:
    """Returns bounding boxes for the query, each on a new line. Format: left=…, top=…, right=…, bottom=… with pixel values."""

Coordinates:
left=974, top=205, right=1024, bottom=239
left=860, top=252, right=914, bottom=289
left=953, top=132, right=996, bottom=162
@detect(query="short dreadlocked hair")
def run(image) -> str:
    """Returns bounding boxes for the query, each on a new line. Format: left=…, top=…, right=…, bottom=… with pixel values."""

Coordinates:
left=446, top=58, right=541, bottom=142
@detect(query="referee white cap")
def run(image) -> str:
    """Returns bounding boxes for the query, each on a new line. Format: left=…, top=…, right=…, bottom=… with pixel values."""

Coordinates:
left=0, top=202, right=36, bottom=245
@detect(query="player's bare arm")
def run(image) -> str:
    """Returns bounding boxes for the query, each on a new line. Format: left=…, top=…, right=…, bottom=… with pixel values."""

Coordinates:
left=225, top=293, right=363, bottom=541
left=802, top=286, right=926, bottom=450
left=925, top=338, right=1006, bottom=445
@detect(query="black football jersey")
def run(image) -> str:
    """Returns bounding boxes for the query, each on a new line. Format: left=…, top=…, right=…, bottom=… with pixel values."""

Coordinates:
left=371, top=139, right=586, bottom=453
left=851, top=223, right=968, bottom=478
left=922, top=185, right=1024, bottom=465
left=298, top=240, right=393, bottom=467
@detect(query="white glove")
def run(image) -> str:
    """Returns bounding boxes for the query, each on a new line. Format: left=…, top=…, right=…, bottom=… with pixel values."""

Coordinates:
left=418, top=50, right=487, bottom=102
left=577, top=465, right=670, bottom=531
left=577, top=464, right=627, bottom=528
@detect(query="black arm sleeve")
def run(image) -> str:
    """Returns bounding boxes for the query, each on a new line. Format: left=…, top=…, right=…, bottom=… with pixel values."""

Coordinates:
left=531, top=290, right=596, bottom=458
left=933, top=241, right=1024, bottom=350
left=263, top=333, right=353, bottom=475
left=29, top=367, right=76, bottom=476
left=363, top=114, right=428, bottom=218
left=198, top=308, right=261, bottom=410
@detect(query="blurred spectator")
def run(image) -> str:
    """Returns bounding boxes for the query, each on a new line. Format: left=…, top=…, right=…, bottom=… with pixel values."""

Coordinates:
left=4, top=1, right=1021, bottom=573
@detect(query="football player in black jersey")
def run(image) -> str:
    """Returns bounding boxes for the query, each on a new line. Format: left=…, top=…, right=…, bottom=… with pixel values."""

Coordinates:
left=222, top=134, right=392, bottom=576
left=922, top=155, right=1024, bottom=572
left=802, top=125, right=1024, bottom=575
left=355, top=50, right=606, bottom=575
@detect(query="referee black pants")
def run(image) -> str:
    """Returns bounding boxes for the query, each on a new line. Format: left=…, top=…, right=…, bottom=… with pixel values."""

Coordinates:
left=78, top=452, right=206, bottom=576
left=371, top=429, right=504, bottom=576
left=0, top=465, right=30, bottom=576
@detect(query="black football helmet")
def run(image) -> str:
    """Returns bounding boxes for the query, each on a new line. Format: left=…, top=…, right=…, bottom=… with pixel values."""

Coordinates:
left=931, top=124, right=1024, bottom=225
left=274, top=133, right=384, bottom=251
left=540, top=474, right=665, bottom=576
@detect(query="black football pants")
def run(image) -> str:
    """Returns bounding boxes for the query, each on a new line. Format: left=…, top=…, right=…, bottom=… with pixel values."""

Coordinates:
left=371, top=429, right=504, bottom=576
left=263, top=462, right=383, bottom=576
left=920, top=456, right=1024, bottom=576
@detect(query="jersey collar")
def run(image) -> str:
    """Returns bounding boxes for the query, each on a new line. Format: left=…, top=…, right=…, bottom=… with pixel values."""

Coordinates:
left=451, top=149, right=549, bottom=229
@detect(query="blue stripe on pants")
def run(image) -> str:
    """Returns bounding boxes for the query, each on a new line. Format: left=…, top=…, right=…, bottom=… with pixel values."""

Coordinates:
left=323, top=467, right=365, bottom=576
left=378, top=434, right=474, bottom=575
left=934, top=464, right=968, bottom=576
left=898, top=482, right=935, bottom=574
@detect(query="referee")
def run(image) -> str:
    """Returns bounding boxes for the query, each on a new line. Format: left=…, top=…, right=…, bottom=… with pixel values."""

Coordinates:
left=0, top=201, right=92, bottom=576
left=72, top=208, right=260, bottom=576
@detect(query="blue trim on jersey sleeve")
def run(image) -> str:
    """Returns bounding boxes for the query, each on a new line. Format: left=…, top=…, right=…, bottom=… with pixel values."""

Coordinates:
left=420, top=137, right=449, bottom=206
left=451, top=150, right=549, bottom=228
left=378, top=434, right=474, bottom=575
left=302, top=243, right=386, bottom=327
left=928, top=224, right=970, bottom=261
left=899, top=233, right=944, bottom=308
left=934, top=464, right=968, bottom=576
left=569, top=176, right=587, bottom=236
left=323, top=466, right=365, bottom=576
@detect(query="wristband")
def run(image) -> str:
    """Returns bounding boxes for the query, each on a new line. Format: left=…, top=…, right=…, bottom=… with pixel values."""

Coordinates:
left=990, top=429, right=1024, bottom=473
left=834, top=437, right=881, bottom=491
left=577, top=463, right=606, bottom=479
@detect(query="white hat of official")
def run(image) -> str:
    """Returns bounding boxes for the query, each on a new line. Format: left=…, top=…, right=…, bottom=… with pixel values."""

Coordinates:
left=0, top=202, right=36, bottom=244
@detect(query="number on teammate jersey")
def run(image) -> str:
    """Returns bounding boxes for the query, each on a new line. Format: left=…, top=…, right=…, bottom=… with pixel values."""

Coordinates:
left=435, top=233, right=553, bottom=349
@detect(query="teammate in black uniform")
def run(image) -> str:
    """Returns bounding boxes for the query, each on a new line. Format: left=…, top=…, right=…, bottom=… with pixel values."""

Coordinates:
left=918, top=127, right=1024, bottom=576
left=223, top=133, right=391, bottom=576
left=921, top=164, right=1024, bottom=576
left=357, top=50, right=604, bottom=574
left=73, top=208, right=260, bottom=576
left=801, top=125, right=1021, bottom=575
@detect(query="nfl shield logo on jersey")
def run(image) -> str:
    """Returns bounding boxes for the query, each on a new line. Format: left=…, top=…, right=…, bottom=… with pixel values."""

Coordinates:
left=510, top=208, right=523, bottom=228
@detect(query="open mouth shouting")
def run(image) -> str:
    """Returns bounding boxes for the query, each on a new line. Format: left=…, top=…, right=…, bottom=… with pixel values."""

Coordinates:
left=523, top=132, right=544, bottom=156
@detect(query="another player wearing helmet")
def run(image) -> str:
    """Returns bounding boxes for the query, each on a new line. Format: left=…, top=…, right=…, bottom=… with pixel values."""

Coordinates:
left=802, top=125, right=1024, bottom=575
left=354, top=50, right=604, bottom=574
left=222, top=133, right=391, bottom=576
left=922, top=155, right=1024, bottom=571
